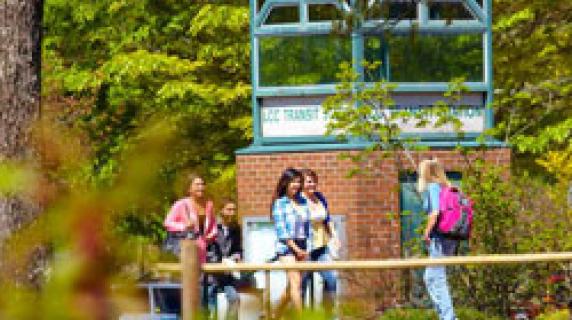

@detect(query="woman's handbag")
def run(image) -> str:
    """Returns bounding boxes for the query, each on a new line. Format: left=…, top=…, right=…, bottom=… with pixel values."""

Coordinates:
left=162, top=231, right=198, bottom=257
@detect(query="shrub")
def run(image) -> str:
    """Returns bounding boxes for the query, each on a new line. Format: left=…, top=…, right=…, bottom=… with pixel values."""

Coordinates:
left=536, top=309, right=571, bottom=320
left=379, top=308, right=437, bottom=320
left=456, top=307, right=504, bottom=320
left=378, top=307, right=501, bottom=320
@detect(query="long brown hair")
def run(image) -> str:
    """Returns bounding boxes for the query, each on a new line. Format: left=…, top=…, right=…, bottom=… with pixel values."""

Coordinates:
left=186, top=173, right=203, bottom=195
left=270, top=168, right=302, bottom=218
left=300, top=168, right=318, bottom=184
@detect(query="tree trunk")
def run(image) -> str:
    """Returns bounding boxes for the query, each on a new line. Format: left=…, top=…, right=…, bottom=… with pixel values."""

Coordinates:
left=0, top=0, right=42, bottom=245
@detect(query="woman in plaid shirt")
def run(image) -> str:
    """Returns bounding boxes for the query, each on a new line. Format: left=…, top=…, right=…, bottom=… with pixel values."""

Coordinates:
left=271, top=168, right=311, bottom=317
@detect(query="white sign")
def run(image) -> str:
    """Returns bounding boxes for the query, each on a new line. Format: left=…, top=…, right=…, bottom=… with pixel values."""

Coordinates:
left=262, top=105, right=328, bottom=137
left=384, top=106, right=485, bottom=134
left=261, top=94, right=486, bottom=138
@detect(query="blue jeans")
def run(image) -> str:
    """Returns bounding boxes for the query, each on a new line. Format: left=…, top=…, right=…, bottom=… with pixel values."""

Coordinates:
left=301, top=246, right=337, bottom=315
left=203, top=280, right=239, bottom=319
left=424, top=238, right=458, bottom=320
left=222, top=285, right=239, bottom=320
left=201, top=276, right=218, bottom=318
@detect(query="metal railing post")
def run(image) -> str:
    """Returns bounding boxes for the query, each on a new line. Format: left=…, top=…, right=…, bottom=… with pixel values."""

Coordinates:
left=181, top=240, right=200, bottom=320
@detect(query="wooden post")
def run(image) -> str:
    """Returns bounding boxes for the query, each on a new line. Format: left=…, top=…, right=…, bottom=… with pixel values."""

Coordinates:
left=181, top=240, right=200, bottom=320
left=264, top=270, right=271, bottom=319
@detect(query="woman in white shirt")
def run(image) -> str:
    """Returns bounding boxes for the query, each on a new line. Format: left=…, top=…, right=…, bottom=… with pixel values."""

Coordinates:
left=300, top=169, right=338, bottom=317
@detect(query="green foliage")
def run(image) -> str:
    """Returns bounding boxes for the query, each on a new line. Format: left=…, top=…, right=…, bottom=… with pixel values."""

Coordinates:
left=0, top=164, right=35, bottom=196
left=492, top=0, right=572, bottom=169
left=0, top=118, right=182, bottom=318
left=385, top=34, right=483, bottom=82
left=445, top=159, right=572, bottom=316
left=259, top=35, right=351, bottom=86
left=42, top=0, right=252, bottom=242
left=455, top=308, right=505, bottom=320
left=536, top=309, right=571, bottom=320
left=378, top=307, right=502, bottom=320
left=449, top=162, right=525, bottom=315
left=379, top=308, right=438, bottom=320
left=323, top=61, right=467, bottom=174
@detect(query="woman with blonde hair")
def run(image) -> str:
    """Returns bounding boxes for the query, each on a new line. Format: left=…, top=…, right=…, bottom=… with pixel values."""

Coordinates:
left=418, top=159, right=458, bottom=320
left=300, top=168, right=338, bottom=317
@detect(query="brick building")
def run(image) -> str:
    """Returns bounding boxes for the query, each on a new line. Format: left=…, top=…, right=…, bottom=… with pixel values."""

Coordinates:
left=237, top=149, right=510, bottom=261
left=237, top=0, right=505, bottom=306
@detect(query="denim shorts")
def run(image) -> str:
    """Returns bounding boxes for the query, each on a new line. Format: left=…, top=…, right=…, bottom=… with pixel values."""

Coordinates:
left=277, top=239, right=307, bottom=257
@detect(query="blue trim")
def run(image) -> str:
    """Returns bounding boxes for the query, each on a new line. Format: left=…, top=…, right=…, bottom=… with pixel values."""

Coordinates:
left=352, top=33, right=365, bottom=81
left=259, top=132, right=485, bottom=144
left=384, top=36, right=391, bottom=79
left=254, top=1, right=271, bottom=27
left=361, top=20, right=486, bottom=35
left=300, top=0, right=309, bottom=24
left=236, top=139, right=508, bottom=155
left=484, top=0, right=494, bottom=129
left=256, top=0, right=302, bottom=27
left=255, top=82, right=488, bottom=96
left=255, top=20, right=486, bottom=36
left=399, top=132, right=483, bottom=140
left=298, top=0, right=310, bottom=25
left=256, top=22, right=334, bottom=36
left=256, top=84, right=338, bottom=96
left=252, top=98, right=262, bottom=145
left=463, top=0, right=486, bottom=22
left=261, top=136, right=340, bottom=144
left=418, top=0, right=429, bottom=25
left=251, top=0, right=262, bottom=145
left=392, top=82, right=488, bottom=92
left=350, top=31, right=365, bottom=144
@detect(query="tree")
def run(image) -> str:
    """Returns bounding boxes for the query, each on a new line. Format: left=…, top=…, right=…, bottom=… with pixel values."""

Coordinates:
left=0, top=0, right=43, bottom=249
left=42, top=0, right=251, bottom=241
left=492, top=0, right=572, bottom=169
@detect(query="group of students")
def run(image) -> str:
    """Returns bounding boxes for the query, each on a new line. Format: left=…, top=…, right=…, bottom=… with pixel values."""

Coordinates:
left=162, top=158, right=460, bottom=320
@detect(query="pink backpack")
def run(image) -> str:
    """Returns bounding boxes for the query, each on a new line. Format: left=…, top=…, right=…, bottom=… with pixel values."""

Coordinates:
left=437, top=186, right=473, bottom=240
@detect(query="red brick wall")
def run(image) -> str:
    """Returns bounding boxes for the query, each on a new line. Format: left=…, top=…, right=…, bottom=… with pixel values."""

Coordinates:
left=236, top=148, right=511, bottom=260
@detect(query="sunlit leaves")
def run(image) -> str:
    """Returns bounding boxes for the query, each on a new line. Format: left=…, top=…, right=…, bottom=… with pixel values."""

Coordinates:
left=494, top=7, right=534, bottom=31
left=42, top=0, right=252, bottom=248
left=0, top=164, right=35, bottom=196
left=323, top=59, right=469, bottom=168
left=493, top=0, right=572, bottom=171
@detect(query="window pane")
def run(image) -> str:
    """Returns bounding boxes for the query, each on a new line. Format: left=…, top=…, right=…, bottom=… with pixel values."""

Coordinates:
left=265, top=6, right=299, bottom=24
left=364, top=36, right=389, bottom=82
left=429, top=2, right=474, bottom=20
left=259, top=35, right=351, bottom=86
left=366, top=0, right=417, bottom=20
left=309, top=4, right=342, bottom=22
left=388, top=34, right=483, bottom=82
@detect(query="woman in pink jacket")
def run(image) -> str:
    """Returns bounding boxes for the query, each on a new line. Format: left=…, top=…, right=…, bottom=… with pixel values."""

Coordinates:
left=163, top=173, right=217, bottom=263
left=164, top=173, right=218, bottom=317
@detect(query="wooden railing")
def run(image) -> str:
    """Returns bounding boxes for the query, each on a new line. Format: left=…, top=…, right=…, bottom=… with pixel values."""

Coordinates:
left=156, top=240, right=572, bottom=320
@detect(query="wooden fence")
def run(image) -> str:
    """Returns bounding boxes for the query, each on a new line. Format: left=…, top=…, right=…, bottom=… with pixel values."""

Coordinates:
left=154, top=240, right=572, bottom=320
